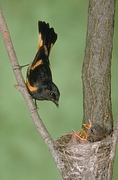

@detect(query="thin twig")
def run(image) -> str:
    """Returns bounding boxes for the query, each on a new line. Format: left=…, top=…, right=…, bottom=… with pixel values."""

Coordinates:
left=111, top=117, right=118, bottom=156
left=0, top=8, right=60, bottom=165
left=108, top=118, right=118, bottom=180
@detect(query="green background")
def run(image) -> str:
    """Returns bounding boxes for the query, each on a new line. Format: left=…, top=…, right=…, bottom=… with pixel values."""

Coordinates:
left=0, top=0, right=118, bottom=179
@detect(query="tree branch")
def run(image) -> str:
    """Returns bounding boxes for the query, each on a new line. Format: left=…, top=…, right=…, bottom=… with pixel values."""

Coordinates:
left=0, top=8, right=61, bottom=168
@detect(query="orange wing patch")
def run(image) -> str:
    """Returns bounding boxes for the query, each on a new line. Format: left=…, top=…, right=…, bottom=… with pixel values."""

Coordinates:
left=37, top=33, right=43, bottom=50
left=26, top=78, right=38, bottom=92
left=31, top=59, right=43, bottom=70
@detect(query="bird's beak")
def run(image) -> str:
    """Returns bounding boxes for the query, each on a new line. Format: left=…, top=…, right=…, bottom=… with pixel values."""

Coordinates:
left=52, top=99, right=59, bottom=107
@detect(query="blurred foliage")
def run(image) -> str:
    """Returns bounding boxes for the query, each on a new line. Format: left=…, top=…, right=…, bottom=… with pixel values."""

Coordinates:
left=0, top=0, right=118, bottom=179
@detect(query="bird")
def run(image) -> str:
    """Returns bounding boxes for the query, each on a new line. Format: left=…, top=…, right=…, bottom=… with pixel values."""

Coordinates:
left=26, top=21, right=60, bottom=106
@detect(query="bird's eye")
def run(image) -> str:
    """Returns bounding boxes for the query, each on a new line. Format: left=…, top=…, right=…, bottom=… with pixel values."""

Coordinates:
left=50, top=92, right=53, bottom=96
left=50, top=92, right=56, bottom=99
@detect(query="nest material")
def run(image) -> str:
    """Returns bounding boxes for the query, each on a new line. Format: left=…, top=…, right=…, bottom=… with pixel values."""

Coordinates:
left=55, top=133, right=113, bottom=180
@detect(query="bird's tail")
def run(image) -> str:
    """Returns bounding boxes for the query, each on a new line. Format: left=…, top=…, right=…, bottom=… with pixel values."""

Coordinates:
left=37, top=21, right=57, bottom=56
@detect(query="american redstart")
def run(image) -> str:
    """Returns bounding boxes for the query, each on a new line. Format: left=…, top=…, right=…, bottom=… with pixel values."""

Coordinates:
left=26, top=21, right=60, bottom=106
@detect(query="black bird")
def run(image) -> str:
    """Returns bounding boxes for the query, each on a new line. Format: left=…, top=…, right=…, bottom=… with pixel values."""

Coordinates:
left=26, top=21, right=60, bottom=106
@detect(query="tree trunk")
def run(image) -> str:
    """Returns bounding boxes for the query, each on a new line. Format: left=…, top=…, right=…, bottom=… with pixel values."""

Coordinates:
left=82, top=0, right=115, bottom=134
left=54, top=0, right=116, bottom=179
